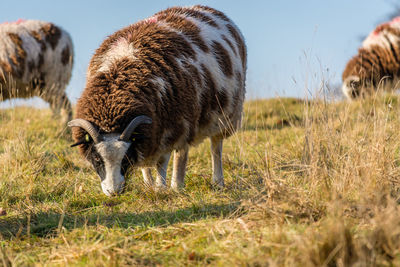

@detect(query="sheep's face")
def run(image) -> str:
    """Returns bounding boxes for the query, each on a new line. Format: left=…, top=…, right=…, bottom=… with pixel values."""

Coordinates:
left=92, top=134, right=130, bottom=196
left=342, top=75, right=363, bottom=99
left=342, top=75, right=394, bottom=100
left=69, top=116, right=152, bottom=197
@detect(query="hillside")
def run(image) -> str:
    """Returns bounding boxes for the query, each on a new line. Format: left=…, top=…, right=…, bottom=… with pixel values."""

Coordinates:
left=1, top=96, right=400, bottom=266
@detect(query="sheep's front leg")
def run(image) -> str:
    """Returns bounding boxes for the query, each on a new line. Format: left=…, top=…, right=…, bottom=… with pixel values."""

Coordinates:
left=211, top=136, right=224, bottom=187
left=141, top=168, right=154, bottom=186
left=156, top=153, right=171, bottom=188
left=171, top=145, right=188, bottom=190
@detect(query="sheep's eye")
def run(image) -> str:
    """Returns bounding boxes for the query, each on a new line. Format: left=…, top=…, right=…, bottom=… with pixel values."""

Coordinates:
left=70, top=134, right=92, bottom=147
left=131, top=132, right=140, bottom=142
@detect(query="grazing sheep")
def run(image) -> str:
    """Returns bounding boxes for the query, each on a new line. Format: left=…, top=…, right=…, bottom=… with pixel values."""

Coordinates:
left=342, top=17, right=400, bottom=99
left=0, top=19, right=73, bottom=123
left=69, top=5, right=247, bottom=196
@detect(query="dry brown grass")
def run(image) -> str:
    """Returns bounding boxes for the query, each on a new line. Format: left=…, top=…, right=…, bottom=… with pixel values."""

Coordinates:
left=1, top=95, right=400, bottom=266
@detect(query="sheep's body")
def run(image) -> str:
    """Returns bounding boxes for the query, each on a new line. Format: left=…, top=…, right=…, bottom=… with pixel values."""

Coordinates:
left=71, top=5, right=247, bottom=196
left=342, top=17, right=400, bottom=99
left=0, top=19, right=73, bottom=122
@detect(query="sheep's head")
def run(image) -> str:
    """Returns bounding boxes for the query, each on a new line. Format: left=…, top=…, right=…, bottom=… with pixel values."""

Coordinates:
left=342, top=75, right=363, bottom=99
left=341, top=53, right=369, bottom=100
left=341, top=48, right=395, bottom=100
left=68, top=116, right=152, bottom=196
left=342, top=74, right=394, bottom=100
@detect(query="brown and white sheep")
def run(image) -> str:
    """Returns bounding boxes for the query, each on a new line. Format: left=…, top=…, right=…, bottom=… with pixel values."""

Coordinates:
left=68, top=5, right=247, bottom=196
left=0, top=19, right=73, bottom=123
left=342, top=17, right=400, bottom=99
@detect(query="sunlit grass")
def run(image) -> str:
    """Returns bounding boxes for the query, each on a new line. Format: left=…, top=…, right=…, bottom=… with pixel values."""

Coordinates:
left=2, top=95, right=400, bottom=265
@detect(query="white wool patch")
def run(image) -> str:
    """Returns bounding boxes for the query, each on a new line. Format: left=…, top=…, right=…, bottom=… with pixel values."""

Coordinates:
left=186, top=10, right=244, bottom=87
left=150, top=76, right=167, bottom=101
left=98, top=38, right=138, bottom=73
left=342, top=83, right=354, bottom=100
left=154, top=10, right=244, bottom=110
left=0, top=20, right=46, bottom=81
left=184, top=9, right=244, bottom=113
left=363, top=32, right=390, bottom=50
left=0, top=20, right=73, bottom=88
left=363, top=20, right=400, bottom=50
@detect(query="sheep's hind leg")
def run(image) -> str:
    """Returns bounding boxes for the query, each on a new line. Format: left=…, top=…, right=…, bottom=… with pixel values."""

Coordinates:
left=171, top=145, right=188, bottom=190
left=41, top=89, right=72, bottom=125
left=156, top=153, right=171, bottom=189
left=211, top=136, right=224, bottom=187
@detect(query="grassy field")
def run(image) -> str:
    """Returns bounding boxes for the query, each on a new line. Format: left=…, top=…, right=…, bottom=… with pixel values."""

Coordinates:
left=2, top=96, right=400, bottom=266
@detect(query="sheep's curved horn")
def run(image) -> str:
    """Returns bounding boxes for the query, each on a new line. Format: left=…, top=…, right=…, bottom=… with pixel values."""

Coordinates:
left=68, top=119, right=103, bottom=144
left=120, top=115, right=152, bottom=142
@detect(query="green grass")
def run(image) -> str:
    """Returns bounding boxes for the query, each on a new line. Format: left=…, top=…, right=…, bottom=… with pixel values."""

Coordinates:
left=2, top=96, right=400, bottom=266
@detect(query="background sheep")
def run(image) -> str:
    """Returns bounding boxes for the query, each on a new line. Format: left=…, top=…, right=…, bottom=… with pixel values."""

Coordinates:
left=0, top=19, right=73, bottom=123
left=69, top=5, right=246, bottom=196
left=342, top=17, right=400, bottom=99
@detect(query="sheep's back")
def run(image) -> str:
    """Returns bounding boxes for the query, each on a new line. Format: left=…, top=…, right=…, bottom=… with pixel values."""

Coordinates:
left=79, top=5, right=246, bottom=155
left=0, top=20, right=73, bottom=95
left=343, top=17, right=400, bottom=84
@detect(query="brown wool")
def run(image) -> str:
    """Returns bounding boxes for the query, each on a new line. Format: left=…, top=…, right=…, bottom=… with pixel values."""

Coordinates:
left=40, top=23, right=61, bottom=49
left=161, top=7, right=219, bottom=29
left=343, top=20, right=400, bottom=96
left=0, top=60, right=12, bottom=73
left=27, top=60, right=35, bottom=73
left=212, top=41, right=233, bottom=77
left=222, top=34, right=238, bottom=56
left=227, top=24, right=247, bottom=69
left=7, top=33, right=26, bottom=78
left=343, top=44, right=400, bottom=86
left=194, top=5, right=231, bottom=22
left=74, top=5, right=246, bottom=163
left=198, top=64, right=218, bottom=127
left=61, top=45, right=70, bottom=65
left=155, top=11, right=209, bottom=53
left=30, top=30, right=47, bottom=69
left=0, top=20, right=74, bottom=123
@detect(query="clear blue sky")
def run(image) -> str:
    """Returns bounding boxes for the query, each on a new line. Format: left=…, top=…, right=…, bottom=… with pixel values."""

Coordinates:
left=0, top=0, right=395, bottom=107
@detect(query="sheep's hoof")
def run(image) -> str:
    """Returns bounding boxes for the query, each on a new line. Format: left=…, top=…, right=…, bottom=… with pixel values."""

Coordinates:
left=155, top=183, right=167, bottom=191
left=171, top=183, right=185, bottom=192
left=211, top=180, right=225, bottom=190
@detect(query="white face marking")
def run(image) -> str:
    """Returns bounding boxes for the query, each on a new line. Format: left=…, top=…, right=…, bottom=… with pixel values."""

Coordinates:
left=342, top=76, right=357, bottom=100
left=98, top=38, right=138, bottom=73
left=95, top=134, right=131, bottom=196
left=342, top=83, right=353, bottom=101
